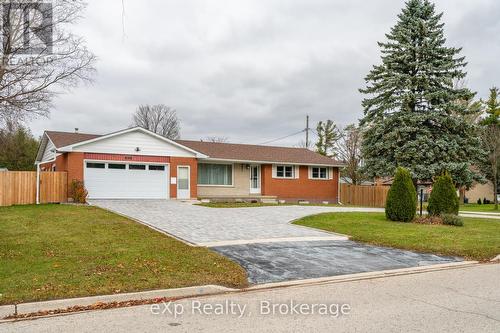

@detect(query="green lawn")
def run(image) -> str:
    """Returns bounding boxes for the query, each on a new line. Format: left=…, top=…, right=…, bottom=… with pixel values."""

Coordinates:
left=294, top=212, right=500, bottom=261
left=460, top=203, right=499, bottom=213
left=0, top=204, right=247, bottom=305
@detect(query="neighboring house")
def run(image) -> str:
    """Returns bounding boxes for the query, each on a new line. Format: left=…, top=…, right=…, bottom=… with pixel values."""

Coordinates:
left=0, top=168, right=8, bottom=171
left=35, top=127, right=343, bottom=202
left=465, top=180, right=495, bottom=203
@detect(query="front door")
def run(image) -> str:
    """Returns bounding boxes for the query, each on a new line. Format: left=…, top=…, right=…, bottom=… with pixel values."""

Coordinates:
left=249, top=165, right=261, bottom=194
left=177, top=166, right=190, bottom=199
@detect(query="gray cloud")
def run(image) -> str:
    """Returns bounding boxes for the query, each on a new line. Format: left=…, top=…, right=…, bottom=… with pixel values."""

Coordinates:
left=30, top=0, right=500, bottom=146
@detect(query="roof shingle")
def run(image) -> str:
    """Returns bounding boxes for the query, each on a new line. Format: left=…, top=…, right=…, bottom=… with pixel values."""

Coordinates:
left=176, top=140, right=343, bottom=166
left=44, top=130, right=343, bottom=166
left=45, top=131, right=101, bottom=148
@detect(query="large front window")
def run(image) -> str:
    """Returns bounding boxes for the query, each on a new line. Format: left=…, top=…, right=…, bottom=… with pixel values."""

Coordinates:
left=198, top=163, right=233, bottom=185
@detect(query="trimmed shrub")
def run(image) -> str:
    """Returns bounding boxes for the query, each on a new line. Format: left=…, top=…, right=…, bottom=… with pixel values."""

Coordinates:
left=441, top=214, right=464, bottom=227
left=427, top=173, right=459, bottom=216
left=385, top=167, right=417, bottom=222
left=69, top=179, right=88, bottom=204
left=477, top=198, right=482, bottom=205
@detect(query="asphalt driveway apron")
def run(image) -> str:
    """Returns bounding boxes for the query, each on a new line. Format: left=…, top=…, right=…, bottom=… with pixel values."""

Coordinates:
left=90, top=200, right=462, bottom=284
left=212, top=240, right=461, bottom=284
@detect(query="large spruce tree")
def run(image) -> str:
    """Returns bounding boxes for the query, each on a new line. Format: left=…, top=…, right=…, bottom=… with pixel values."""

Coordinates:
left=359, top=0, right=484, bottom=187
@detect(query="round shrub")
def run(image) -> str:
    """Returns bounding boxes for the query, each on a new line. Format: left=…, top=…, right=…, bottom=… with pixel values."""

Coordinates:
left=427, top=173, right=459, bottom=216
left=385, top=167, right=417, bottom=222
left=441, top=214, right=464, bottom=227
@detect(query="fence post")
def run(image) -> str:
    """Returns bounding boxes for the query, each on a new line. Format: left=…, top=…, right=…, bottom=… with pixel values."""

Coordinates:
left=36, top=163, right=41, bottom=204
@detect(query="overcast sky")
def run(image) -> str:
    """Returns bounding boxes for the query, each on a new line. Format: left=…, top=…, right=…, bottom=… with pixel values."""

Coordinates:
left=29, top=0, right=500, bottom=146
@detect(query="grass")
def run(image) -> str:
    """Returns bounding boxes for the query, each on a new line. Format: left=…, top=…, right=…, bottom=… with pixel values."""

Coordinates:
left=459, top=203, right=499, bottom=213
left=0, top=204, right=247, bottom=305
left=294, top=212, right=500, bottom=261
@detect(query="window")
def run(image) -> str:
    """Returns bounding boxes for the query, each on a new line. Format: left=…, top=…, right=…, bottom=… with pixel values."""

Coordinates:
left=149, top=165, right=165, bottom=171
left=311, top=167, right=328, bottom=179
left=198, top=164, right=232, bottom=185
left=86, top=162, right=105, bottom=169
left=129, top=164, right=146, bottom=170
left=275, top=165, right=294, bottom=178
left=108, top=163, right=126, bottom=169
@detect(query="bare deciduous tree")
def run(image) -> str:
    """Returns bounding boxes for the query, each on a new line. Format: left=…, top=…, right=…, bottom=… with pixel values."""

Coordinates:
left=132, top=104, right=180, bottom=139
left=203, top=136, right=228, bottom=143
left=337, top=124, right=365, bottom=185
left=0, top=1, right=96, bottom=122
left=480, top=125, right=499, bottom=209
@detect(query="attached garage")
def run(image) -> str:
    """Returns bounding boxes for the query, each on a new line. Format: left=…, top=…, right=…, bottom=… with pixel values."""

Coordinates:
left=84, top=161, right=170, bottom=199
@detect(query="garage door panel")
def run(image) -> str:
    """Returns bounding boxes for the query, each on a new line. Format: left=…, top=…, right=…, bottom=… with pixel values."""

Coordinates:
left=84, top=162, right=169, bottom=199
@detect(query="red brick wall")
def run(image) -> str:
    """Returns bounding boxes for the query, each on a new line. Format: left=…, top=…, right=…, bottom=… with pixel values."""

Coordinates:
left=84, top=153, right=169, bottom=163
left=65, top=152, right=85, bottom=184
left=44, top=152, right=198, bottom=199
left=261, top=164, right=339, bottom=202
left=169, top=157, right=198, bottom=199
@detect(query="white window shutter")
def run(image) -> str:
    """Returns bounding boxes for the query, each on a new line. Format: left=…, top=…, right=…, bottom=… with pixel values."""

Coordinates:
left=272, top=165, right=276, bottom=178
left=295, top=165, right=300, bottom=179
left=329, top=167, right=334, bottom=179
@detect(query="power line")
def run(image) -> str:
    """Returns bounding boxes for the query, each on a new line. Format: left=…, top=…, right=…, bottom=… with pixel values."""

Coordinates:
left=259, top=129, right=305, bottom=145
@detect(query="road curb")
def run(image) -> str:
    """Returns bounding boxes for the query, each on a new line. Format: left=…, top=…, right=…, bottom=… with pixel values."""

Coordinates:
left=0, top=285, right=235, bottom=320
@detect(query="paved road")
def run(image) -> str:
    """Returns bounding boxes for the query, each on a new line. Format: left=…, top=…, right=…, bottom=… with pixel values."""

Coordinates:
left=2, top=264, right=498, bottom=332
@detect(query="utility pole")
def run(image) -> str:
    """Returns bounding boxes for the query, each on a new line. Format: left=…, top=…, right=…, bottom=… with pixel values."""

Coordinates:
left=305, top=115, right=310, bottom=149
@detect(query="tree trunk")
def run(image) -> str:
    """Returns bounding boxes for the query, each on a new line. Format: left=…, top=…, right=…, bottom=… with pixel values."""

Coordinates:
left=459, top=187, right=465, bottom=204
left=494, top=169, right=498, bottom=211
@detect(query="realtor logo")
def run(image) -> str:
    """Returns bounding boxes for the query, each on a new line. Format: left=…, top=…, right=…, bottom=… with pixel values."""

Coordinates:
left=2, top=2, right=53, bottom=54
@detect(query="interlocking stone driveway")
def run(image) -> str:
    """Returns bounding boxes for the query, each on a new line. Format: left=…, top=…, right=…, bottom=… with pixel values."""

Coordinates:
left=90, top=200, right=462, bottom=284
left=90, top=200, right=383, bottom=246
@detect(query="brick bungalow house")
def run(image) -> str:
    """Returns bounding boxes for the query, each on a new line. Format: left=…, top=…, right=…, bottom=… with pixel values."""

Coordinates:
left=35, top=127, right=343, bottom=202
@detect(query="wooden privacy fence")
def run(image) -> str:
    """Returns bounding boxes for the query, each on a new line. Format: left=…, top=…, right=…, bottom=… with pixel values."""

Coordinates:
left=0, top=171, right=67, bottom=206
left=340, top=184, right=389, bottom=208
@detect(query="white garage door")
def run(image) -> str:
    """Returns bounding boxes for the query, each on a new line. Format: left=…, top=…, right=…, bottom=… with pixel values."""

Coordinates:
left=84, top=161, right=169, bottom=199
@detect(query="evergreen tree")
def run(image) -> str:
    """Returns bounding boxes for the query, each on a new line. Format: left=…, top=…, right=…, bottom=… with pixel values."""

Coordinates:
left=385, top=167, right=417, bottom=222
left=359, top=0, right=484, bottom=187
left=315, top=120, right=340, bottom=157
left=427, top=172, right=460, bottom=215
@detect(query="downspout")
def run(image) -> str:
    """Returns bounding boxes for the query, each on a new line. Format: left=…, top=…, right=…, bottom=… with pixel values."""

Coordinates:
left=337, top=167, right=342, bottom=205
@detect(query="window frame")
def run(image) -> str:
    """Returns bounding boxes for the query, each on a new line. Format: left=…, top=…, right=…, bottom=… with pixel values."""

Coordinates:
left=274, top=165, right=295, bottom=179
left=108, top=163, right=126, bottom=170
left=128, top=164, right=147, bottom=170
left=86, top=162, right=105, bottom=169
left=148, top=165, right=165, bottom=171
left=197, top=163, right=234, bottom=187
left=309, top=166, right=329, bottom=180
